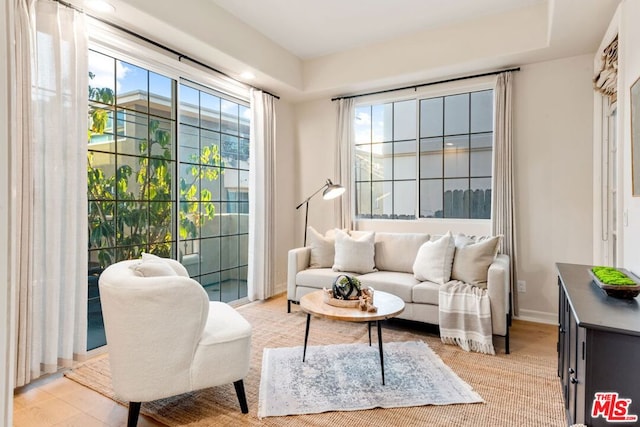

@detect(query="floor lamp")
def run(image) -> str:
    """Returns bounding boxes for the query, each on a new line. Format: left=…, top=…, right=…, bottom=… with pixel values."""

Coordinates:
left=296, top=179, right=345, bottom=246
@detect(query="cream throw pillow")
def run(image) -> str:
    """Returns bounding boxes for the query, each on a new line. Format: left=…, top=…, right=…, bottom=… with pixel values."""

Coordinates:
left=332, top=229, right=376, bottom=274
left=142, top=252, right=163, bottom=262
left=374, top=232, right=430, bottom=273
left=451, top=234, right=502, bottom=287
left=131, top=253, right=177, bottom=277
left=307, top=226, right=336, bottom=269
left=412, top=231, right=456, bottom=284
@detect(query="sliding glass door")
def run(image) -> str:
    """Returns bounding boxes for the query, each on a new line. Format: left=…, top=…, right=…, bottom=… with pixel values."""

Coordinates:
left=87, top=50, right=250, bottom=350
left=178, top=81, right=249, bottom=302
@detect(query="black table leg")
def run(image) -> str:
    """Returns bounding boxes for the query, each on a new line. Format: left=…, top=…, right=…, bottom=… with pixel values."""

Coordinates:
left=377, top=320, right=385, bottom=385
left=368, top=321, right=372, bottom=346
left=303, top=313, right=311, bottom=362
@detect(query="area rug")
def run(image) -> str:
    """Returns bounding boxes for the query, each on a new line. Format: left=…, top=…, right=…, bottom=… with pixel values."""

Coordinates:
left=64, top=294, right=566, bottom=426
left=258, top=340, right=483, bottom=418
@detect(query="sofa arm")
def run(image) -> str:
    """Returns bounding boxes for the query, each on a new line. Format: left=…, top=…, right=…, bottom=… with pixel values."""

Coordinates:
left=487, top=254, right=510, bottom=336
left=287, top=247, right=311, bottom=301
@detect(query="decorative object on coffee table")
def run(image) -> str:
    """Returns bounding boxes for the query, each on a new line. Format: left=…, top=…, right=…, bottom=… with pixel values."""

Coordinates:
left=323, top=274, right=377, bottom=312
left=589, top=266, right=640, bottom=299
left=332, top=274, right=361, bottom=299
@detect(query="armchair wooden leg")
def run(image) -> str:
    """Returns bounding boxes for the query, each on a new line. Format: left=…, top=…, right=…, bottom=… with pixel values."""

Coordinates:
left=234, top=379, right=249, bottom=414
left=127, top=402, right=141, bottom=427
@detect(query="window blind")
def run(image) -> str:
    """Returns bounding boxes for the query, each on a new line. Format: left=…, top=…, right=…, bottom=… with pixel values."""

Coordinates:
left=594, top=35, right=618, bottom=104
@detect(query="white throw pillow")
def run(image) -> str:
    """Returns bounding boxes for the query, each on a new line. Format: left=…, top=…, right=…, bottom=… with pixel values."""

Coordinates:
left=451, top=234, right=502, bottom=287
left=141, top=252, right=163, bottom=262
left=332, top=229, right=377, bottom=274
left=130, top=255, right=177, bottom=278
left=324, top=228, right=347, bottom=239
left=412, top=231, right=456, bottom=285
left=307, top=226, right=335, bottom=269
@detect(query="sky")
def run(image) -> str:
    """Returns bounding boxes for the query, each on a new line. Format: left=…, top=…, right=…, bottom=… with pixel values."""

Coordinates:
left=88, top=49, right=249, bottom=120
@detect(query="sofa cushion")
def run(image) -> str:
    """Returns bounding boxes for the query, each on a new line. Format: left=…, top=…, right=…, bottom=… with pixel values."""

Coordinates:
left=412, top=281, right=441, bottom=305
left=374, top=232, right=431, bottom=273
left=296, top=268, right=359, bottom=290
left=333, top=230, right=377, bottom=274
left=306, top=226, right=335, bottom=268
left=412, top=231, right=456, bottom=285
left=357, top=271, right=417, bottom=303
left=451, top=234, right=501, bottom=287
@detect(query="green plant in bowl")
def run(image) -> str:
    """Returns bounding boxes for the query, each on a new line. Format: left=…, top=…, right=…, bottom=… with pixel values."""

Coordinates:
left=591, top=266, right=636, bottom=286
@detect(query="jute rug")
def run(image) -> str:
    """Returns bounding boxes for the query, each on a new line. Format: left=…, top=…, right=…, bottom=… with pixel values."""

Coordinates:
left=65, top=294, right=566, bottom=426
left=258, top=341, right=483, bottom=418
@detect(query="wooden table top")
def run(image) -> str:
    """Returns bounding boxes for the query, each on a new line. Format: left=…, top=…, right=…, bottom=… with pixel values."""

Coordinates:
left=300, top=290, right=405, bottom=322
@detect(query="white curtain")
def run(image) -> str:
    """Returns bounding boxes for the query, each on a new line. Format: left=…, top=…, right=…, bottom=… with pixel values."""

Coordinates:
left=491, top=72, right=519, bottom=316
left=12, top=0, right=88, bottom=387
left=248, top=89, right=277, bottom=301
left=335, top=98, right=355, bottom=230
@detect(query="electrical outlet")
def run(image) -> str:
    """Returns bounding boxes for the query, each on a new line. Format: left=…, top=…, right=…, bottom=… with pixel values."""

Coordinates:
left=517, top=280, right=526, bottom=293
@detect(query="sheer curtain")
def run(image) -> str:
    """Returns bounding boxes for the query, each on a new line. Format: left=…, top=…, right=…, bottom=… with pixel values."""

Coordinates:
left=491, top=72, right=519, bottom=316
left=335, top=98, right=355, bottom=230
left=248, top=89, right=277, bottom=301
left=13, top=0, right=88, bottom=387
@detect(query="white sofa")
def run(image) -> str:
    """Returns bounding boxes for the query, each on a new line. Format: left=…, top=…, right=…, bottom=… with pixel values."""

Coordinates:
left=287, top=230, right=511, bottom=353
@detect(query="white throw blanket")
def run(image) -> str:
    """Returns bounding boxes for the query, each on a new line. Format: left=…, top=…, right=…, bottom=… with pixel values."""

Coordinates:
left=438, top=280, right=495, bottom=355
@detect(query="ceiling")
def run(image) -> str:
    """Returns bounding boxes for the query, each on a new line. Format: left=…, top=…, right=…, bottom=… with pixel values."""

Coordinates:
left=210, top=0, right=545, bottom=59
left=98, top=0, right=622, bottom=100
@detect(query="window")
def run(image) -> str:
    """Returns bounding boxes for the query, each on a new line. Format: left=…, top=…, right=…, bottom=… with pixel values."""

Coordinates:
left=178, top=81, right=250, bottom=302
left=355, top=88, right=493, bottom=220
left=88, top=52, right=177, bottom=265
left=87, top=49, right=250, bottom=350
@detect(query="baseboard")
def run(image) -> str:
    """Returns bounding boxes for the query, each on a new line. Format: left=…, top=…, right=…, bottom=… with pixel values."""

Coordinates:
left=515, top=309, right=557, bottom=325
left=274, top=281, right=287, bottom=296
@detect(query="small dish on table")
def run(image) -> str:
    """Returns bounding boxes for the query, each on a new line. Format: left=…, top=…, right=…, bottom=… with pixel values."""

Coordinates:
left=589, top=266, right=640, bottom=299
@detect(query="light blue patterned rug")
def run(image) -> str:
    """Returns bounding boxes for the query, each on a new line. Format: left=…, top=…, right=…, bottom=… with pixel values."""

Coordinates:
left=258, top=340, right=483, bottom=418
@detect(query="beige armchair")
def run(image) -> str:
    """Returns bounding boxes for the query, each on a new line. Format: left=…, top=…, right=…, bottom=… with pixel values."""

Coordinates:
left=99, top=254, right=252, bottom=427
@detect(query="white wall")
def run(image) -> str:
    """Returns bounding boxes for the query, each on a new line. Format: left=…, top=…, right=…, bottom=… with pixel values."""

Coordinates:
left=513, top=54, right=595, bottom=319
left=293, top=54, right=596, bottom=321
left=619, top=0, right=640, bottom=275
left=107, top=0, right=303, bottom=97
left=303, top=3, right=548, bottom=96
left=292, top=98, right=339, bottom=244
left=273, top=99, right=296, bottom=293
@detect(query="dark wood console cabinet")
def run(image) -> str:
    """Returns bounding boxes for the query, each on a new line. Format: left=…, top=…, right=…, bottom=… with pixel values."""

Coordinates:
left=557, top=263, right=640, bottom=426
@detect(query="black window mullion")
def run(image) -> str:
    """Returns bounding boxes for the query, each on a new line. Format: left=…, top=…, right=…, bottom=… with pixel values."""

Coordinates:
left=391, top=102, right=395, bottom=218
left=367, top=114, right=372, bottom=217
left=441, top=96, right=446, bottom=218
left=467, top=93, right=472, bottom=218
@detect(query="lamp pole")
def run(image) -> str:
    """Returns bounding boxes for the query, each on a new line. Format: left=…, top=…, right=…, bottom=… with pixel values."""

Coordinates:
left=295, top=179, right=345, bottom=246
left=296, top=183, right=328, bottom=247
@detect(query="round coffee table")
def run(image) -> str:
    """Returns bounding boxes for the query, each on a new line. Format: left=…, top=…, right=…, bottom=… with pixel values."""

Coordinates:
left=299, top=290, right=405, bottom=385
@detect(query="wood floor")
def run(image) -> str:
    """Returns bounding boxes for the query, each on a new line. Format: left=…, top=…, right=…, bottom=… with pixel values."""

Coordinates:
left=12, top=311, right=558, bottom=427
left=13, top=371, right=164, bottom=427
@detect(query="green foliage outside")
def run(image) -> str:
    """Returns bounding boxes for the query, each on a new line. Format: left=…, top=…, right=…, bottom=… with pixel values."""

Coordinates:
left=87, top=73, right=222, bottom=266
